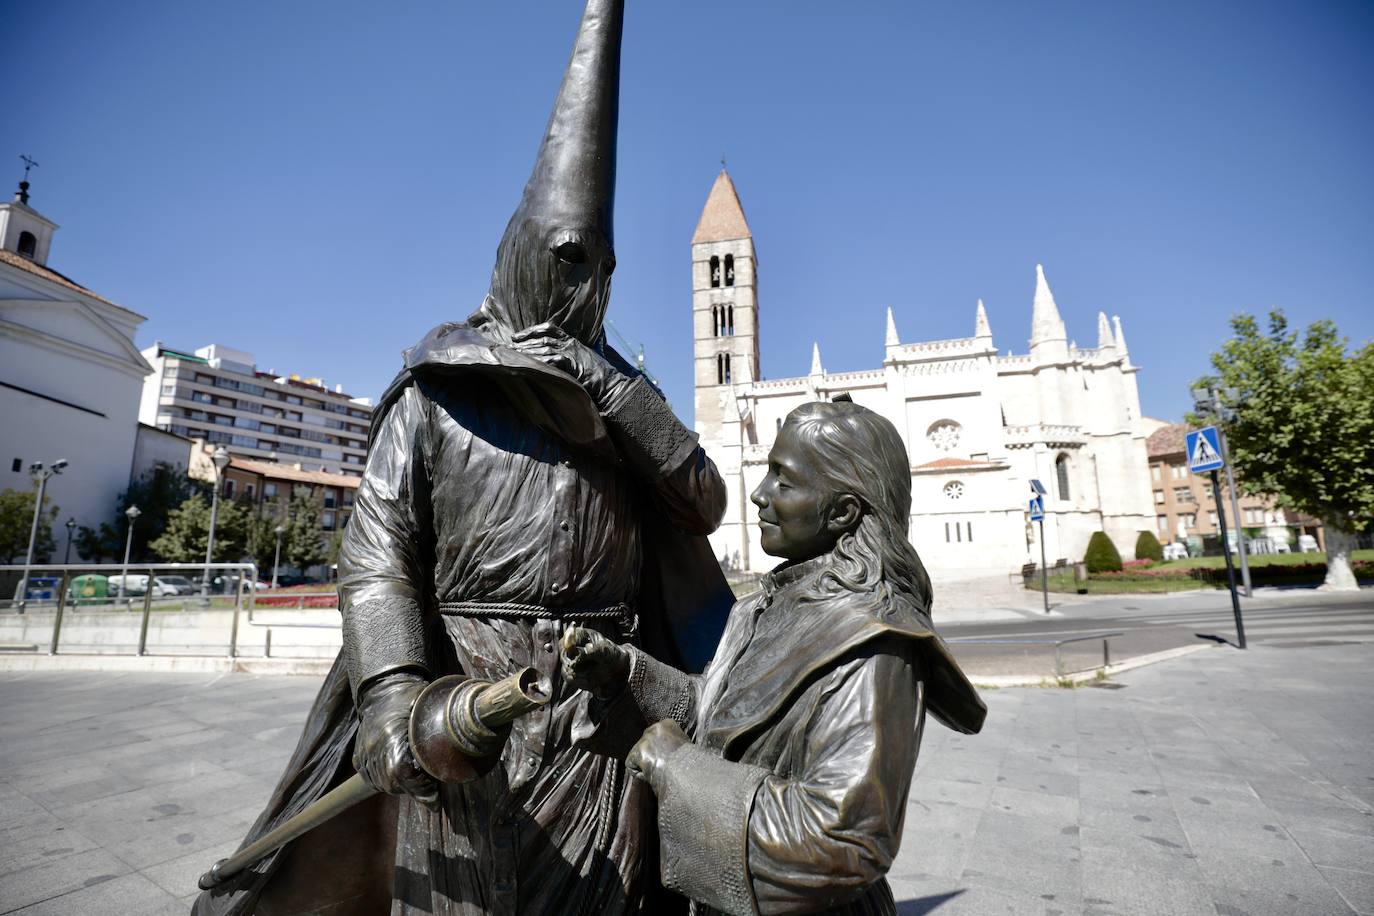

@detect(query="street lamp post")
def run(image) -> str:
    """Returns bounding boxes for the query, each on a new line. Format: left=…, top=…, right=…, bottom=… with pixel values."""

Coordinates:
left=63, top=518, right=76, bottom=564
left=202, top=447, right=232, bottom=599
left=272, top=524, right=285, bottom=590
left=16, top=459, right=67, bottom=612
left=119, top=505, right=141, bottom=604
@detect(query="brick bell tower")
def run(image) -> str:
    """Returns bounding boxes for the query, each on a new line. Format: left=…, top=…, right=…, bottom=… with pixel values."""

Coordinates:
left=691, top=169, right=760, bottom=569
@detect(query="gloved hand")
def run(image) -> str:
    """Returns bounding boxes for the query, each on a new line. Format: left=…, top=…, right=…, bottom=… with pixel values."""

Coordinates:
left=353, top=672, right=440, bottom=809
left=509, top=322, right=631, bottom=408
left=560, top=626, right=632, bottom=700
left=626, top=719, right=689, bottom=794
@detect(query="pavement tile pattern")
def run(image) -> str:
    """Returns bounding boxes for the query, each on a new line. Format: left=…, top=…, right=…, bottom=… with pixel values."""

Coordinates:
left=1, top=639, right=1371, bottom=915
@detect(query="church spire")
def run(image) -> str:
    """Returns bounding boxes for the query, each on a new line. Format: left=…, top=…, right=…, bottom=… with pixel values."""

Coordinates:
left=885, top=307, right=900, bottom=348
left=693, top=169, right=752, bottom=244
left=1030, top=264, right=1068, bottom=358
left=811, top=342, right=824, bottom=376
left=1113, top=315, right=1131, bottom=365
left=975, top=299, right=992, bottom=339
left=1097, top=311, right=1115, bottom=350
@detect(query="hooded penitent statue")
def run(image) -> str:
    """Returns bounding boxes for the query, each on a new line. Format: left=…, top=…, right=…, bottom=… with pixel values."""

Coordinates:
left=193, top=1, right=734, bottom=913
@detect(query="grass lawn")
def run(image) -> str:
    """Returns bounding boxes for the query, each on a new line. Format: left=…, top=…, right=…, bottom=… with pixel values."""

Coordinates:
left=1039, top=574, right=1209, bottom=595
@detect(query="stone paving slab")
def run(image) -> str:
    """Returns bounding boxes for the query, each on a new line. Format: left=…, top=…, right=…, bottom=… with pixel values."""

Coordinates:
left=0, top=641, right=1371, bottom=915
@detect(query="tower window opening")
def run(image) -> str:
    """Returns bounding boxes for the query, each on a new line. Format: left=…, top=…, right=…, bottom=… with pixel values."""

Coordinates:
left=17, top=231, right=37, bottom=259
left=724, top=354, right=732, bottom=384
left=724, top=254, right=735, bottom=287
left=711, top=306, right=720, bottom=337
left=728, top=305, right=735, bottom=336
left=710, top=256, right=721, bottom=288
left=1056, top=454, right=1071, bottom=501
left=716, top=353, right=724, bottom=385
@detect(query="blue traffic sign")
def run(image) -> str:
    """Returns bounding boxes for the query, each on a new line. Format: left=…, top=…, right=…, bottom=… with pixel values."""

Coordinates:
left=1029, top=495, right=1045, bottom=521
left=1186, top=426, right=1225, bottom=473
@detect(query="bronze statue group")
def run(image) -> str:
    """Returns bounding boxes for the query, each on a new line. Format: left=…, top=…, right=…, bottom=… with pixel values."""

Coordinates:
left=193, top=2, right=984, bottom=914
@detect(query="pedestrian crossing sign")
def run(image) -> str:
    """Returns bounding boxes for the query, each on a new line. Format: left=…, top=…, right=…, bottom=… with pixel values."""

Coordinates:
left=1187, top=426, right=1225, bottom=473
left=1029, top=495, right=1045, bottom=522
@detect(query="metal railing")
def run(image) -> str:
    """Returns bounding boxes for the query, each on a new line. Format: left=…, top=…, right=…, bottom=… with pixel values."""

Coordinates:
left=946, top=630, right=1124, bottom=678
left=0, top=563, right=258, bottom=658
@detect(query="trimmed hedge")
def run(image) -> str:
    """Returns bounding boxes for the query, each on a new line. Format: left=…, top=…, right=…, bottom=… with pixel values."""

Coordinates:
left=1084, top=531, right=1123, bottom=573
left=1134, top=530, right=1164, bottom=563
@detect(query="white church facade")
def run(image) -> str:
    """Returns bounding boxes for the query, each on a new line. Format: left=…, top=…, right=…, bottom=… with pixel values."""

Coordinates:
left=691, top=171, right=1156, bottom=580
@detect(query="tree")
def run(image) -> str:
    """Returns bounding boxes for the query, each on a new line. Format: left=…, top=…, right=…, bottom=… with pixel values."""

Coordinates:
left=1083, top=531, right=1123, bottom=573
left=1134, top=530, right=1164, bottom=563
left=76, top=464, right=206, bottom=563
left=148, top=494, right=250, bottom=564
left=243, top=508, right=282, bottom=575
left=0, top=488, right=58, bottom=564
left=282, top=486, right=328, bottom=573
left=1197, top=311, right=1374, bottom=590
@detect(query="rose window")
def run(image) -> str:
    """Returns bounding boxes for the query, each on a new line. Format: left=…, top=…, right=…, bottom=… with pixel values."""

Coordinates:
left=928, top=422, right=961, bottom=452
left=943, top=481, right=965, bottom=500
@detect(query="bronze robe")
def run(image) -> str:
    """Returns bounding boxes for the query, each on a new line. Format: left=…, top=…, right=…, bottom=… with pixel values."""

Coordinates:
left=341, top=345, right=727, bottom=916
left=581, top=554, right=985, bottom=916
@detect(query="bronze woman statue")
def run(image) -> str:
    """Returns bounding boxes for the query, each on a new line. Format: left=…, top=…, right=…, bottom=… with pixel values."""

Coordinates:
left=564, top=401, right=987, bottom=916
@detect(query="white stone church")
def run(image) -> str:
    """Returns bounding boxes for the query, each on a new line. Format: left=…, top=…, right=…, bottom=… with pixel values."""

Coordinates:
left=691, top=170, right=1156, bottom=580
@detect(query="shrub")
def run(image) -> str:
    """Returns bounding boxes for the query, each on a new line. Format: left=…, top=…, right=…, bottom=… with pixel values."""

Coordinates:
left=1134, top=530, right=1164, bottom=563
left=1084, top=532, right=1123, bottom=573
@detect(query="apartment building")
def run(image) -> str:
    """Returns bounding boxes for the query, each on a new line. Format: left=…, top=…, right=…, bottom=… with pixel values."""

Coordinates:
left=189, top=447, right=358, bottom=535
left=1145, top=422, right=1322, bottom=550
left=138, top=343, right=373, bottom=477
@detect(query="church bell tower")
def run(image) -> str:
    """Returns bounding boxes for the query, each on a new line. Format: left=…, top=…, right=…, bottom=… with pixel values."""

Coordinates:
left=692, top=169, right=760, bottom=444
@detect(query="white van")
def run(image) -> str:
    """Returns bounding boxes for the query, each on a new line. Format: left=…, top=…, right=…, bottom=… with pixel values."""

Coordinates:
left=107, top=575, right=196, bottom=597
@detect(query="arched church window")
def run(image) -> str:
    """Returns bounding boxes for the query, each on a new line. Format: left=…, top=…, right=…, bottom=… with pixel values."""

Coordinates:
left=724, top=254, right=735, bottom=287
left=1056, top=454, right=1071, bottom=501
left=927, top=420, right=962, bottom=453
left=727, top=305, right=735, bottom=336
left=712, top=306, right=720, bottom=337
left=716, top=354, right=724, bottom=384
left=724, top=354, right=732, bottom=384
left=17, top=231, right=37, bottom=259
left=710, top=256, right=721, bottom=288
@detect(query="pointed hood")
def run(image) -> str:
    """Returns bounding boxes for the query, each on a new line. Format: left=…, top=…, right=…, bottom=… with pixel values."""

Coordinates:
left=885, top=307, right=900, bottom=348
left=1097, top=311, right=1115, bottom=350
left=479, top=0, right=625, bottom=343
left=975, top=299, right=992, bottom=339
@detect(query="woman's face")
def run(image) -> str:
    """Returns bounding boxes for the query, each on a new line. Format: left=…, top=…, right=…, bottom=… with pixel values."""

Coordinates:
left=751, top=424, right=854, bottom=562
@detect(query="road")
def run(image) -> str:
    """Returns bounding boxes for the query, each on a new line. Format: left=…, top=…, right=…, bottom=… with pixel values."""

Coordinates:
left=940, top=588, right=1374, bottom=678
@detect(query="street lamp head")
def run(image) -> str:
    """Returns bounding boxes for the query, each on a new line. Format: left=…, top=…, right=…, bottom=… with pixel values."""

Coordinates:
left=212, top=447, right=231, bottom=472
left=52, top=459, right=68, bottom=474
left=65, top=517, right=76, bottom=531
left=275, top=525, right=286, bottom=535
left=126, top=505, right=142, bottom=521
left=28, top=462, right=43, bottom=475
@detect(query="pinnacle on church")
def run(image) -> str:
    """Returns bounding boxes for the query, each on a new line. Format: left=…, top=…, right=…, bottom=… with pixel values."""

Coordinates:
left=1097, top=311, right=1115, bottom=350
left=811, top=342, right=824, bottom=376
left=975, top=299, right=992, bottom=338
left=1113, top=315, right=1129, bottom=355
left=885, top=307, right=900, bottom=347
left=692, top=169, right=752, bottom=244
left=1030, top=263, right=1068, bottom=347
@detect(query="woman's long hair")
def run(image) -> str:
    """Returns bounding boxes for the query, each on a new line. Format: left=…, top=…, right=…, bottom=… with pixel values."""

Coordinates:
left=785, top=401, right=933, bottom=615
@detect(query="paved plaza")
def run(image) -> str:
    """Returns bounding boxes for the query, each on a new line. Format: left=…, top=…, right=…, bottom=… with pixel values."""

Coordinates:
left=1, top=637, right=1371, bottom=915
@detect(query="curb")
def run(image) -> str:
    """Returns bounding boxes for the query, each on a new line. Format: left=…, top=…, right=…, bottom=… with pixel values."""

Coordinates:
left=969, top=643, right=1216, bottom=688
left=0, top=654, right=333, bottom=677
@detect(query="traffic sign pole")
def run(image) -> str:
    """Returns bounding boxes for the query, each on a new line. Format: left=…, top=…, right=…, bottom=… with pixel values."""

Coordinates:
left=1217, top=426, right=1252, bottom=598
left=1038, top=518, right=1049, bottom=614
left=1210, top=469, right=1247, bottom=649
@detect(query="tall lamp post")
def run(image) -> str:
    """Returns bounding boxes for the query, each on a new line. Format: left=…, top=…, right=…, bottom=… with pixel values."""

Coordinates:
left=17, top=459, right=67, bottom=612
left=118, top=505, right=141, bottom=604
left=63, top=518, right=77, bottom=564
left=202, top=447, right=232, bottom=598
left=271, top=524, right=285, bottom=590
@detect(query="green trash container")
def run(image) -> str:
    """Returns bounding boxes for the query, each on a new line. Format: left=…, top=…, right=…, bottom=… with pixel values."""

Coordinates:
left=68, top=574, right=109, bottom=606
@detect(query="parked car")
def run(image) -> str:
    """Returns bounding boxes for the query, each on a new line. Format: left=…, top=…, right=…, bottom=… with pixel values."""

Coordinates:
left=107, top=575, right=198, bottom=598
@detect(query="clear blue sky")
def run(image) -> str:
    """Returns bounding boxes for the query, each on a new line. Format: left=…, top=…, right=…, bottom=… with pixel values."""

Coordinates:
left=6, top=0, right=1372, bottom=422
